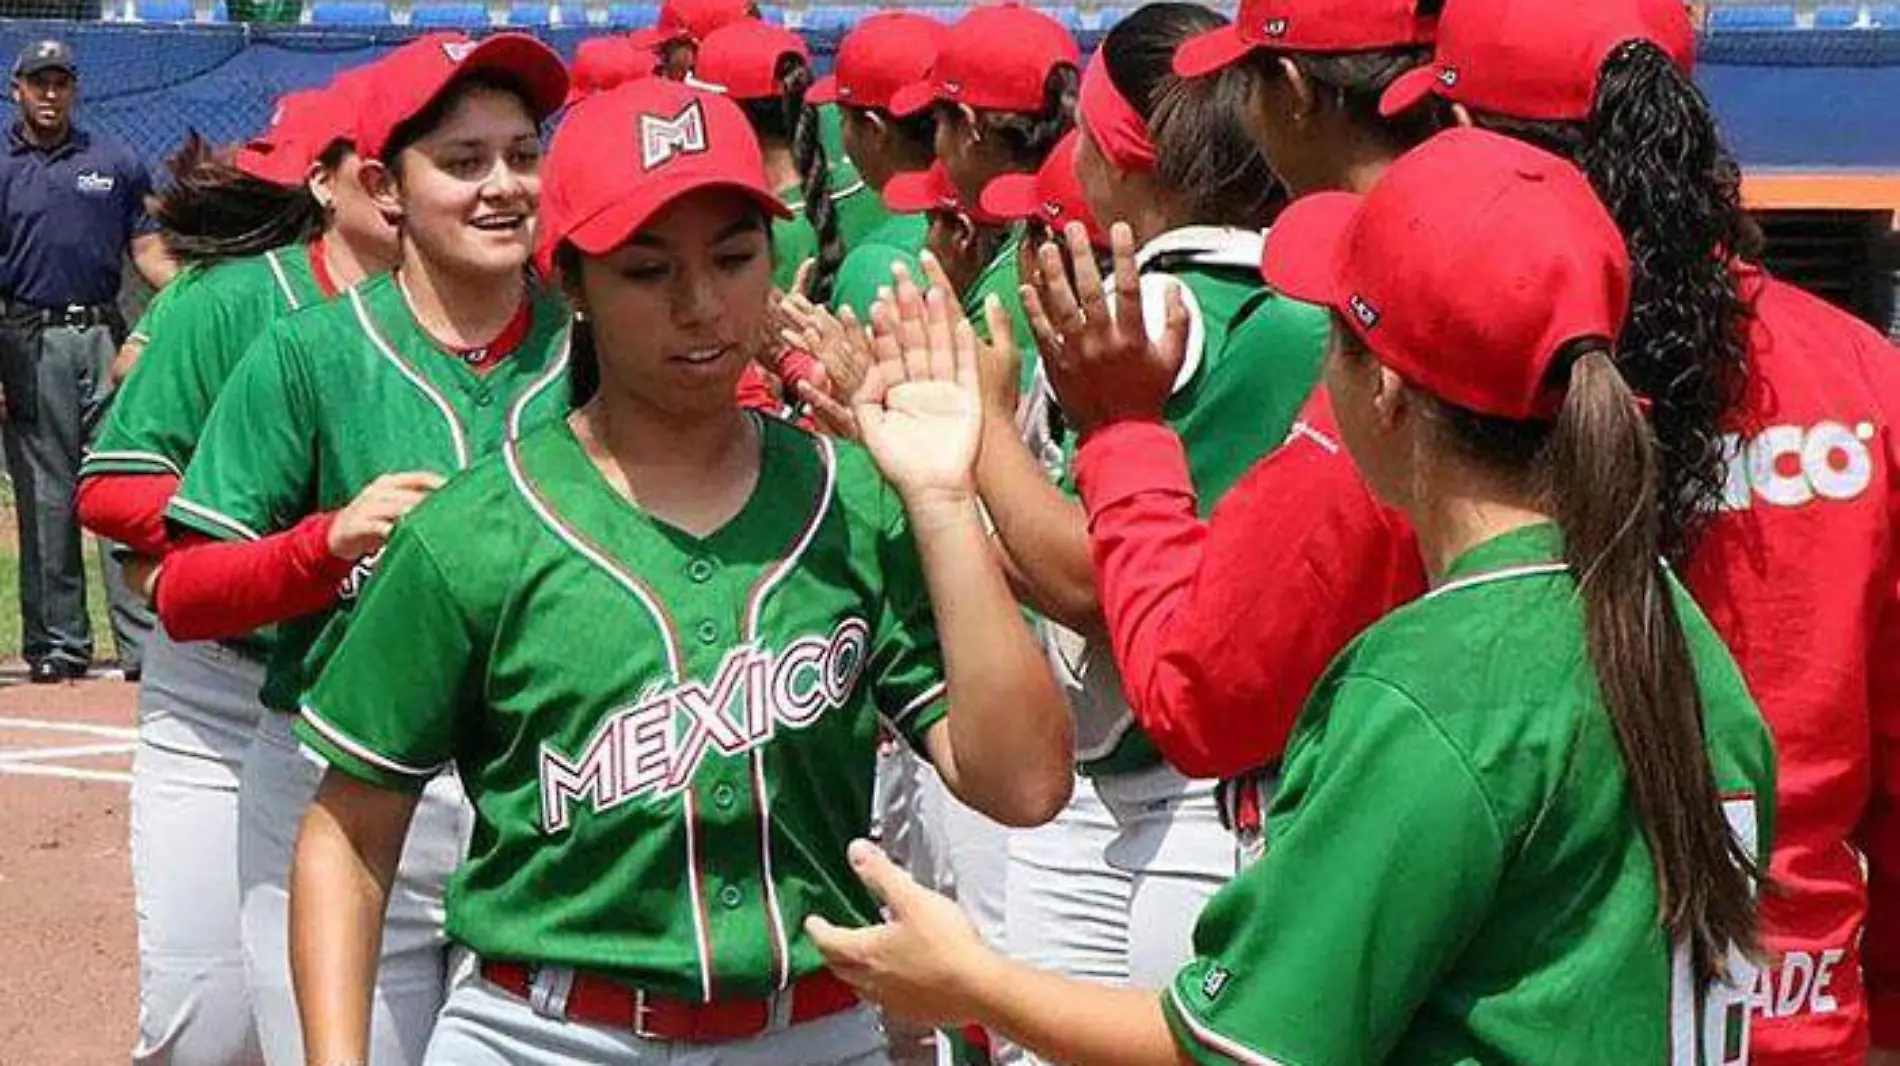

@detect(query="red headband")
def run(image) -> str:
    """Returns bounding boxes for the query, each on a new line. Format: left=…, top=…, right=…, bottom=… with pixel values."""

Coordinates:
left=1077, top=52, right=1155, bottom=173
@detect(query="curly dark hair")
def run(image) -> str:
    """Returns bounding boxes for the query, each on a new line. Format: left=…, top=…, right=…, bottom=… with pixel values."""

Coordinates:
left=150, top=131, right=326, bottom=266
left=1472, top=41, right=1753, bottom=562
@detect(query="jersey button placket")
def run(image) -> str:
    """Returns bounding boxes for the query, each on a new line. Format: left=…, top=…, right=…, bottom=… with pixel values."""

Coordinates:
left=695, top=619, right=720, bottom=645
left=711, top=782, right=737, bottom=809
left=718, top=884, right=745, bottom=910
left=688, top=557, right=716, bottom=584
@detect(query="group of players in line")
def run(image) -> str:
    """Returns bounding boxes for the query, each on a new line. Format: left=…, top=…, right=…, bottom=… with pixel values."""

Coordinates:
left=70, top=0, right=1900, bottom=1063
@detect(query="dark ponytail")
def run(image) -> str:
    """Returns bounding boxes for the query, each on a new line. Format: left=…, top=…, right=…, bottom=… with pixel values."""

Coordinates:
left=1472, top=41, right=1753, bottom=562
left=741, top=54, right=842, bottom=302
left=983, top=64, right=1080, bottom=170
left=1548, top=348, right=1760, bottom=981
left=1389, top=326, right=1761, bottom=984
left=1241, top=41, right=1440, bottom=153
left=556, top=244, right=600, bottom=408
left=151, top=131, right=326, bottom=266
left=1104, top=3, right=1283, bottom=228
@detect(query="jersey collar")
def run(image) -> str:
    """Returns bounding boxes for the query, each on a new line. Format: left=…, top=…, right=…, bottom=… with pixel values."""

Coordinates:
left=1429, top=522, right=1567, bottom=598
left=1134, top=226, right=1263, bottom=273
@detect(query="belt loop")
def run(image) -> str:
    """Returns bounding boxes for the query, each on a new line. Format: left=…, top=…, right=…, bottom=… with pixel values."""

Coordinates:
left=768, top=984, right=794, bottom=1030
left=528, top=965, right=574, bottom=1021
left=631, top=988, right=656, bottom=1041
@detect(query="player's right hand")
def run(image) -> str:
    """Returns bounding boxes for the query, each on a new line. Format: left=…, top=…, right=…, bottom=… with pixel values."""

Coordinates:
left=917, top=253, right=1020, bottom=423
left=855, top=264, right=983, bottom=510
left=327, top=472, right=446, bottom=561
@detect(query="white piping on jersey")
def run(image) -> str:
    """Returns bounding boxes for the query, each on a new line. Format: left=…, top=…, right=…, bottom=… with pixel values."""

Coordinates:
left=299, top=701, right=447, bottom=779
left=1164, top=985, right=1291, bottom=1066
left=168, top=497, right=263, bottom=541
left=352, top=285, right=471, bottom=470
left=681, top=788, right=717, bottom=1002
left=81, top=449, right=183, bottom=476
left=1424, top=562, right=1571, bottom=601
left=502, top=439, right=684, bottom=681
left=738, top=428, right=837, bottom=991
left=828, top=179, right=866, bottom=203
left=502, top=434, right=713, bottom=1000
left=1283, top=420, right=1340, bottom=454
left=895, top=680, right=949, bottom=723
left=265, top=248, right=303, bottom=311
left=507, top=329, right=570, bottom=440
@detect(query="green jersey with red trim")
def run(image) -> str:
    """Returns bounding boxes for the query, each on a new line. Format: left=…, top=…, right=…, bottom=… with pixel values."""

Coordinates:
left=295, top=415, right=949, bottom=1000
left=125, top=262, right=205, bottom=347
left=84, top=244, right=337, bottom=482
left=1164, top=524, right=1777, bottom=1066
left=165, top=272, right=570, bottom=712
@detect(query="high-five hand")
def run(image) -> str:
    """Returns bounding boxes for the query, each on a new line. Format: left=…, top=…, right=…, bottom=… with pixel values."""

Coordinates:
left=805, top=840, right=993, bottom=1027
left=1024, top=221, right=1189, bottom=434
left=916, top=252, right=1021, bottom=424
left=852, top=265, right=984, bottom=511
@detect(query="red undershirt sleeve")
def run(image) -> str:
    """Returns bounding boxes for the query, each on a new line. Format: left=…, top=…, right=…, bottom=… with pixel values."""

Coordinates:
left=1075, top=407, right=1427, bottom=780
left=76, top=473, right=178, bottom=557
left=154, top=513, right=359, bottom=642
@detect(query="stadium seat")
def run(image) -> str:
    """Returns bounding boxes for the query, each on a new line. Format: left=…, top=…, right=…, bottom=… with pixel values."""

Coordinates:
left=307, top=0, right=392, bottom=23
left=209, top=0, right=229, bottom=18
left=1871, top=3, right=1900, bottom=24
left=133, top=0, right=196, bottom=19
left=608, top=1, right=660, bottom=26
left=798, top=4, right=875, bottom=32
left=1815, top=5, right=1865, bottom=27
left=411, top=1, right=493, bottom=25
left=1042, top=4, right=1081, bottom=30
left=1707, top=4, right=1798, bottom=28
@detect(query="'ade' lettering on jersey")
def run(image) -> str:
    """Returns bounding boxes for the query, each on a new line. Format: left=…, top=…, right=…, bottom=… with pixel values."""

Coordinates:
left=539, top=617, right=869, bottom=833
left=1719, top=421, right=1876, bottom=510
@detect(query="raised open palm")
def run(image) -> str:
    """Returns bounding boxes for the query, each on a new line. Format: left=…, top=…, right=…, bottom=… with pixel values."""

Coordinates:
left=853, top=266, right=984, bottom=503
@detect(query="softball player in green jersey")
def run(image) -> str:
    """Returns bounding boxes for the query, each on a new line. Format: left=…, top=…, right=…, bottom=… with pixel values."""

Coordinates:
left=75, top=76, right=399, bottom=1066
left=151, top=33, right=571, bottom=1066
left=810, top=129, right=1776, bottom=1066
left=285, top=79, right=1071, bottom=1066
left=692, top=21, right=834, bottom=299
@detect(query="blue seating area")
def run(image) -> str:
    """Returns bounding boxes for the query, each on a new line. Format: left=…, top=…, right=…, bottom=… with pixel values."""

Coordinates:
left=411, top=1, right=491, bottom=25
left=93, top=1, right=1900, bottom=33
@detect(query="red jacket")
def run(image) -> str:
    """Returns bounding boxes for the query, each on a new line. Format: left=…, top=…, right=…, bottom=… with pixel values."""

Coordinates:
left=1077, top=270, right=1900, bottom=1063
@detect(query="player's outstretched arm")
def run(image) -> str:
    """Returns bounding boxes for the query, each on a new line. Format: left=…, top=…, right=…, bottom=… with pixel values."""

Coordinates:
left=808, top=840, right=1191, bottom=1066
left=289, top=771, right=419, bottom=1066
left=852, top=272, right=1072, bottom=829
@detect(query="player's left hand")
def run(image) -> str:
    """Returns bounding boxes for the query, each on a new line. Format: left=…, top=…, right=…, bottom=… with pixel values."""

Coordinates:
left=806, top=839, right=992, bottom=1027
left=853, top=265, right=982, bottom=511
left=1027, top=221, right=1189, bottom=434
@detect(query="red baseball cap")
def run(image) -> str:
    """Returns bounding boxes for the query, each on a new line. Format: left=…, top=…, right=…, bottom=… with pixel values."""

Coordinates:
left=566, top=35, right=658, bottom=106
left=1261, top=128, right=1630, bottom=421
left=536, top=80, right=791, bottom=276
left=235, top=86, right=351, bottom=187
left=888, top=3, right=1080, bottom=118
left=691, top=21, right=809, bottom=101
left=883, top=161, right=1004, bottom=225
left=1380, top=0, right=1695, bottom=122
left=658, top=0, right=756, bottom=42
left=979, top=130, right=1105, bottom=245
left=357, top=32, right=569, bottom=162
left=807, top=12, right=943, bottom=110
left=1174, top=0, right=1437, bottom=79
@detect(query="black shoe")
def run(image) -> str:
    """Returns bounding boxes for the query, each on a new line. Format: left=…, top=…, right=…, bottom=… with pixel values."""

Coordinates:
left=29, top=660, right=86, bottom=684
left=122, top=666, right=141, bottom=684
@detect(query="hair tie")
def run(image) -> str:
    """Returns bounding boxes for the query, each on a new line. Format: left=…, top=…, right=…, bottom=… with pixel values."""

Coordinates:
left=1077, top=53, right=1156, bottom=173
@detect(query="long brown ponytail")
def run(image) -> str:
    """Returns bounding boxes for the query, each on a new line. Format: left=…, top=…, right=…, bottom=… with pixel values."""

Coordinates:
left=1549, top=347, right=1759, bottom=980
left=1403, top=328, right=1761, bottom=983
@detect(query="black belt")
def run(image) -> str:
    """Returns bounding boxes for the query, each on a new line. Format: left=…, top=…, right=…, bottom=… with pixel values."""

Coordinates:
left=7, top=302, right=116, bottom=330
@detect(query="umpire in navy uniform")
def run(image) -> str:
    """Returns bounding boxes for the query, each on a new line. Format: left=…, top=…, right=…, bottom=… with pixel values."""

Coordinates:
left=0, top=39, right=171, bottom=683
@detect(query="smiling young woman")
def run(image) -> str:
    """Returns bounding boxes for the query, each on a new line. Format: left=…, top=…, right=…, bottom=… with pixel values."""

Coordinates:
left=146, top=31, right=573, bottom=1066
left=283, top=78, right=1071, bottom=1066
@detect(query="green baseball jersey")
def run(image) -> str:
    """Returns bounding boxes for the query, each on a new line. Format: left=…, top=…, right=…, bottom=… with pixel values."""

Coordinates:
left=965, top=228, right=1040, bottom=398
left=86, top=244, right=335, bottom=482
left=166, top=273, right=571, bottom=712
left=295, top=416, right=949, bottom=1001
left=814, top=103, right=892, bottom=252
left=125, top=263, right=204, bottom=346
left=1056, top=228, right=1330, bottom=776
left=830, top=211, right=926, bottom=321
left=1165, top=523, right=1777, bottom=1066
left=773, top=183, right=821, bottom=294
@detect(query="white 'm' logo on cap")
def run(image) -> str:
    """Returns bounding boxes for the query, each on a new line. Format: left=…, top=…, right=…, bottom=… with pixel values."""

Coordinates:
left=442, top=40, right=478, bottom=62
left=1264, top=17, right=1290, bottom=36
left=38, top=43, right=59, bottom=57
left=1438, top=66, right=1459, bottom=87
left=640, top=101, right=708, bottom=171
